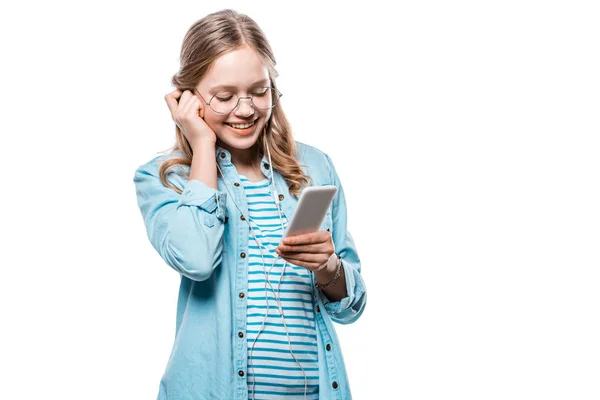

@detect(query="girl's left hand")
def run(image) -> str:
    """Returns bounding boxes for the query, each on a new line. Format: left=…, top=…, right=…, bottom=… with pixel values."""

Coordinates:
left=275, top=230, right=334, bottom=272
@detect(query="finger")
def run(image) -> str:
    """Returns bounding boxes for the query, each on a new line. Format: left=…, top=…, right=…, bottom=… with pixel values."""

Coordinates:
left=279, top=256, right=323, bottom=271
left=277, top=251, right=329, bottom=264
left=282, top=231, right=330, bottom=246
left=178, top=90, right=195, bottom=114
left=172, top=90, right=194, bottom=120
left=277, top=242, right=329, bottom=253
left=164, top=89, right=183, bottom=116
left=181, top=92, right=200, bottom=117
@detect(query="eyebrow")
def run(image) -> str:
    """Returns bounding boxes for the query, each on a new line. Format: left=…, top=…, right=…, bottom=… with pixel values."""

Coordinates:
left=209, top=78, right=270, bottom=92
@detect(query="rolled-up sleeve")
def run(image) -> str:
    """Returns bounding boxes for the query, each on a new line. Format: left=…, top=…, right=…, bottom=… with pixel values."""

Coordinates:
left=317, top=152, right=367, bottom=325
left=178, top=179, right=228, bottom=227
left=133, top=159, right=228, bottom=281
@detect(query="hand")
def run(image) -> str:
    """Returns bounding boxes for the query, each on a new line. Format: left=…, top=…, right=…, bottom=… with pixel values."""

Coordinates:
left=164, top=89, right=217, bottom=148
left=275, top=230, right=334, bottom=272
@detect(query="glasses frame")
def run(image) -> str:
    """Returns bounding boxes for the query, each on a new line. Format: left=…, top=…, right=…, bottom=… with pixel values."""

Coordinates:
left=193, top=86, right=283, bottom=115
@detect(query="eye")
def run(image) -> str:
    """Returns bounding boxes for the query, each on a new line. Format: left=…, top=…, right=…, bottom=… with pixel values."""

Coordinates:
left=252, top=87, right=269, bottom=97
left=214, top=91, right=233, bottom=102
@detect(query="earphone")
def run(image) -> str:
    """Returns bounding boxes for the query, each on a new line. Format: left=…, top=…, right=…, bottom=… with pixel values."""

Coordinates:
left=214, top=133, right=309, bottom=400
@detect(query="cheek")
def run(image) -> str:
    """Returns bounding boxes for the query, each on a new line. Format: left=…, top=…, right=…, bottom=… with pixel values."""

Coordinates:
left=257, top=111, right=272, bottom=129
left=205, top=115, right=227, bottom=131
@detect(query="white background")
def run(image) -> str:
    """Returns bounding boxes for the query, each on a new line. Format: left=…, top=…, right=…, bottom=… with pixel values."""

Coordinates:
left=1, top=1, right=599, bottom=399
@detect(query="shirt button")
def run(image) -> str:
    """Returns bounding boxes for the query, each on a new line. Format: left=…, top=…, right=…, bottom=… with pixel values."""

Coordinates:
left=278, top=194, right=284, bottom=201
left=238, top=331, right=244, bottom=338
left=240, top=215, right=246, bottom=221
left=326, top=343, right=331, bottom=351
left=316, top=305, right=320, bottom=312
left=263, top=163, right=270, bottom=169
left=240, top=252, right=246, bottom=258
left=220, top=152, right=226, bottom=159
left=332, top=381, right=338, bottom=389
left=234, top=182, right=240, bottom=187
left=238, top=370, right=245, bottom=377
left=239, top=292, right=245, bottom=299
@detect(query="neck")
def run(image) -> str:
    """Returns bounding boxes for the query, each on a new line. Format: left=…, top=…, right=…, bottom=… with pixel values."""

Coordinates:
left=219, top=141, right=262, bottom=170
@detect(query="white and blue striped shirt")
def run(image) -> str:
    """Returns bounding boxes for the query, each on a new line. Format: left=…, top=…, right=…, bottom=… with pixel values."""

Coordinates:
left=240, top=174, right=320, bottom=400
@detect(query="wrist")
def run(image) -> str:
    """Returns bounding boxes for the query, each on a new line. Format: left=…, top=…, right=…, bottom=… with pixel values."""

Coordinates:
left=314, top=253, right=341, bottom=288
left=191, top=138, right=216, bottom=152
left=320, top=252, right=338, bottom=272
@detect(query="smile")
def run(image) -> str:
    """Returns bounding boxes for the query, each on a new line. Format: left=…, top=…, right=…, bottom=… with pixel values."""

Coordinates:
left=225, top=120, right=256, bottom=129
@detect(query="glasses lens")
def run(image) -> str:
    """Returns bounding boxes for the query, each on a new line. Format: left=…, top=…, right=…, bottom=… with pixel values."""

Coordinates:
left=210, top=91, right=239, bottom=114
left=252, top=87, right=280, bottom=110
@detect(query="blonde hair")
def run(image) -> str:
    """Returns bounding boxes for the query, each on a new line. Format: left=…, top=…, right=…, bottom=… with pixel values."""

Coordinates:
left=158, top=9, right=312, bottom=197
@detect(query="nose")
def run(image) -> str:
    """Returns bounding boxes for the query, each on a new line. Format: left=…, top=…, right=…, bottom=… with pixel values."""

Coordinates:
left=234, top=96, right=255, bottom=117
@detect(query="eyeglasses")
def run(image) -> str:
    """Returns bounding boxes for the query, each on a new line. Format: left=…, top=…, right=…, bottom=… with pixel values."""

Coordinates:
left=193, top=86, right=282, bottom=114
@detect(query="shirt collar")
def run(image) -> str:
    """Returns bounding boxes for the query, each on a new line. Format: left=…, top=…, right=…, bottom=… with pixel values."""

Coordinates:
left=215, top=144, right=272, bottom=179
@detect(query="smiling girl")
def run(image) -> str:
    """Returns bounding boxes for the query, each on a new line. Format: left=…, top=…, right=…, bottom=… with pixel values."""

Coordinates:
left=133, top=9, right=367, bottom=400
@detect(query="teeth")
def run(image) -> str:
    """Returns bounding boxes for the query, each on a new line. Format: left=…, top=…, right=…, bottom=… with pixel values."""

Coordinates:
left=228, top=121, right=255, bottom=129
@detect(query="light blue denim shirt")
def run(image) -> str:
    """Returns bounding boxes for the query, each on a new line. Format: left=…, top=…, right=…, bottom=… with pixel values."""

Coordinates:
left=133, top=141, right=367, bottom=400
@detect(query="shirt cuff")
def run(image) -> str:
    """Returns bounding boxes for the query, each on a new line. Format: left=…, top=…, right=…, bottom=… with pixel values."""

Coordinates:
left=177, top=179, right=228, bottom=221
left=320, top=258, right=354, bottom=313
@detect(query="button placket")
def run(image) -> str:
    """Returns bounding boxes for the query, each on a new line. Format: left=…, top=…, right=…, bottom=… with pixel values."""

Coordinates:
left=313, top=296, right=341, bottom=394
left=218, top=147, right=250, bottom=390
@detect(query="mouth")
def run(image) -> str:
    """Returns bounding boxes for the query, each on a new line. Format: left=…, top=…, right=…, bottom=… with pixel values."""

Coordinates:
left=225, top=119, right=257, bottom=129
left=225, top=119, right=258, bottom=135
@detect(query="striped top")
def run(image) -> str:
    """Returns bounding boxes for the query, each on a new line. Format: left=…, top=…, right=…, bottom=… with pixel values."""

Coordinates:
left=240, top=173, right=320, bottom=400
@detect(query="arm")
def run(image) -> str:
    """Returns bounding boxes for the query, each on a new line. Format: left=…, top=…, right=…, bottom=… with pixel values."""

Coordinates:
left=133, top=157, right=228, bottom=281
left=316, top=152, right=367, bottom=325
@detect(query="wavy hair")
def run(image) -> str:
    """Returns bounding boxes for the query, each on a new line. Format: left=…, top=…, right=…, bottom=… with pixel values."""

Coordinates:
left=158, top=9, right=312, bottom=197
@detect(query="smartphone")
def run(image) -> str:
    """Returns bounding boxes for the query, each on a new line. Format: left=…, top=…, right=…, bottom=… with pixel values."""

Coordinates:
left=282, top=185, right=337, bottom=239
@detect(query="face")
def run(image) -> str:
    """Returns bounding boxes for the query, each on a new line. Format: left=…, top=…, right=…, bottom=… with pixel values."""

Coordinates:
left=195, top=45, right=272, bottom=159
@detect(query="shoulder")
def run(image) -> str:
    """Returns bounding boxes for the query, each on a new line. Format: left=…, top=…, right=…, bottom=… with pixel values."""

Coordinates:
left=294, top=140, right=326, bottom=160
left=293, top=140, right=335, bottom=185
left=133, top=150, right=188, bottom=189
left=136, top=149, right=187, bottom=173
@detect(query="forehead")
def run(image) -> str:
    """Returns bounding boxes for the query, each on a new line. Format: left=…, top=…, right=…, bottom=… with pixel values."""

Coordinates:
left=202, top=46, right=269, bottom=90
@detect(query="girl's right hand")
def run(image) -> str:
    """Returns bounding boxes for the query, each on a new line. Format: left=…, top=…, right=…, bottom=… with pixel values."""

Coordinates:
left=164, top=89, right=217, bottom=147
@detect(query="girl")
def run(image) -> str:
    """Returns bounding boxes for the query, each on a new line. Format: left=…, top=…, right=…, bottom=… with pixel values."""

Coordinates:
left=133, top=9, right=367, bottom=400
